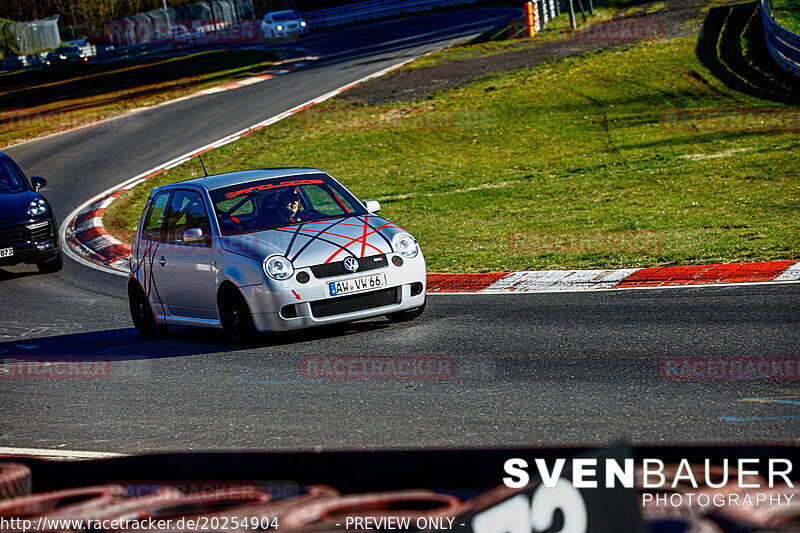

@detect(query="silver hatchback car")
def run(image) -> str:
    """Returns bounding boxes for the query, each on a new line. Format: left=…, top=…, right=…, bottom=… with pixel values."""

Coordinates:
left=128, top=168, right=426, bottom=340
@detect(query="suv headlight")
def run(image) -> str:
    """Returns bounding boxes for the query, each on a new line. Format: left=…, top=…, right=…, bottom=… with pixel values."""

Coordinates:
left=276, top=25, right=283, bottom=31
left=392, top=233, right=418, bottom=258
left=27, top=198, right=48, bottom=218
left=264, top=255, right=294, bottom=280
left=300, top=21, right=307, bottom=27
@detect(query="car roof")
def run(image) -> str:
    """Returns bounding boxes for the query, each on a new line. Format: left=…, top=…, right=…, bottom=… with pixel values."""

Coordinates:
left=158, top=167, right=326, bottom=192
left=269, top=10, right=298, bottom=15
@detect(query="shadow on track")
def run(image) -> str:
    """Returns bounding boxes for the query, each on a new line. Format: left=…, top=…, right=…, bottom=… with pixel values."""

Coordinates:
left=0, top=318, right=391, bottom=363
left=0, top=266, right=41, bottom=282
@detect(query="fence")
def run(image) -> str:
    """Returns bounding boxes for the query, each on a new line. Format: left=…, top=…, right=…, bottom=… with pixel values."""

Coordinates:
left=761, top=0, right=800, bottom=77
left=532, top=0, right=568, bottom=31
left=104, top=0, right=255, bottom=46
left=0, top=16, right=60, bottom=55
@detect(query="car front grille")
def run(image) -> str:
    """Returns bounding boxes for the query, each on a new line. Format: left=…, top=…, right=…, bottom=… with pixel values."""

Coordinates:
left=27, top=221, right=52, bottom=242
left=309, top=254, right=388, bottom=279
left=0, top=225, right=26, bottom=248
left=310, top=287, right=399, bottom=318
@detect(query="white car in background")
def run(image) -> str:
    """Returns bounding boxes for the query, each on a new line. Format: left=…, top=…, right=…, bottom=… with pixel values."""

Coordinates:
left=260, top=10, right=309, bottom=42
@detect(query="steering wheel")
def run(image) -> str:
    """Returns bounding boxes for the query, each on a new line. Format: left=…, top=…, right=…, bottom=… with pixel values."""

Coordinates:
left=221, top=215, right=247, bottom=231
left=300, top=209, right=324, bottom=221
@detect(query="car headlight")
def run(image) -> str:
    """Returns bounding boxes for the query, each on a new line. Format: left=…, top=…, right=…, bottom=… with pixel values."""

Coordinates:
left=27, top=198, right=48, bottom=218
left=392, top=233, right=418, bottom=258
left=276, top=25, right=283, bottom=31
left=264, top=255, right=294, bottom=280
left=300, top=21, right=307, bottom=27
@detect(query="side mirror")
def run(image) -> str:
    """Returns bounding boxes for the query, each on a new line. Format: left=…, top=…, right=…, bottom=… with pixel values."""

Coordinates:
left=363, top=200, right=381, bottom=213
left=183, top=228, right=204, bottom=243
left=31, top=176, right=47, bottom=191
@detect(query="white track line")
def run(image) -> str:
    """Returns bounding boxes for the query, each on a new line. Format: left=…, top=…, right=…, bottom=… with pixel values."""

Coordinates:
left=0, top=446, right=125, bottom=460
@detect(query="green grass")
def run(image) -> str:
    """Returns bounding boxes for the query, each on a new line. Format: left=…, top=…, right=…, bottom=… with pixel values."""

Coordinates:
left=0, top=49, right=279, bottom=147
left=106, top=21, right=800, bottom=273
left=772, top=0, right=800, bottom=34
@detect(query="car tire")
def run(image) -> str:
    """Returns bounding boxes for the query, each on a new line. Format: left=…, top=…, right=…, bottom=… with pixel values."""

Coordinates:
left=36, top=249, right=63, bottom=274
left=386, top=300, right=426, bottom=323
left=128, top=281, right=170, bottom=337
left=218, top=284, right=257, bottom=342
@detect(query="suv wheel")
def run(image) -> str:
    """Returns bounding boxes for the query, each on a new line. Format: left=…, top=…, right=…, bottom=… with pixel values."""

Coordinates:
left=36, top=249, right=63, bottom=274
left=218, top=284, right=256, bottom=342
left=128, top=281, right=170, bottom=337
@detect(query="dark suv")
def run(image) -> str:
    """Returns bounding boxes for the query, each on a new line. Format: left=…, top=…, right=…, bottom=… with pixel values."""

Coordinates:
left=0, top=153, right=62, bottom=273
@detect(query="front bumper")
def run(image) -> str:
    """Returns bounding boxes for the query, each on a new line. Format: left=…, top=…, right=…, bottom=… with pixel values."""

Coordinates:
left=0, top=219, right=59, bottom=267
left=264, top=26, right=309, bottom=39
left=0, top=241, right=59, bottom=266
left=243, top=252, right=426, bottom=333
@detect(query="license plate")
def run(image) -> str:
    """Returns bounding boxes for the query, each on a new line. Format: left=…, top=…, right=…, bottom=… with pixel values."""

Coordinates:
left=0, top=248, right=12, bottom=258
left=328, top=273, right=386, bottom=297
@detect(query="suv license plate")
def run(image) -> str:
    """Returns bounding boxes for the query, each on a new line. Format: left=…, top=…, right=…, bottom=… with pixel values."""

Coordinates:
left=328, top=273, right=386, bottom=297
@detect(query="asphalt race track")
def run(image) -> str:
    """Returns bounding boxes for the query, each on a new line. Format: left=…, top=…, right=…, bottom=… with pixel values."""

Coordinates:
left=1, top=8, right=799, bottom=454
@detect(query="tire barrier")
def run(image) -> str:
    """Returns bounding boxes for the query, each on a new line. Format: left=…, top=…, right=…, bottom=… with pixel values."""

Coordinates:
left=0, top=485, right=127, bottom=531
left=280, top=490, right=462, bottom=529
left=0, top=463, right=796, bottom=532
left=103, top=487, right=270, bottom=532
left=0, top=463, right=32, bottom=500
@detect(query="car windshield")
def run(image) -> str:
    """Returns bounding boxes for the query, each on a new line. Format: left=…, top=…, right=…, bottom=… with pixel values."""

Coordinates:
left=58, top=46, right=80, bottom=54
left=209, top=173, right=367, bottom=236
left=0, top=159, right=29, bottom=193
left=272, top=11, right=299, bottom=21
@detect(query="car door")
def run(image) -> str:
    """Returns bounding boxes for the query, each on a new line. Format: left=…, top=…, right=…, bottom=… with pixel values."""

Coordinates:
left=157, top=189, right=216, bottom=319
left=136, top=190, right=171, bottom=318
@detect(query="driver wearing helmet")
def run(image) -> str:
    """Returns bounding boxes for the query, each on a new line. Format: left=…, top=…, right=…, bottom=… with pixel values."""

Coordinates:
left=273, top=188, right=305, bottom=226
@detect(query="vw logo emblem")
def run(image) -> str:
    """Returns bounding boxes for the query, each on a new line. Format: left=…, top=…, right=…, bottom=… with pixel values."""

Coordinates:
left=343, top=257, right=359, bottom=272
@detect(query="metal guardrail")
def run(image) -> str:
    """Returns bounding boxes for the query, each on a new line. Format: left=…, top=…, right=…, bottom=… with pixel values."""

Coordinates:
left=761, top=0, right=800, bottom=77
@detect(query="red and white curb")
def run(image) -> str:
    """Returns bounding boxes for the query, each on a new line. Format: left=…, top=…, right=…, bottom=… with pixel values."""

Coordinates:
left=426, top=260, right=800, bottom=293
left=167, top=57, right=318, bottom=103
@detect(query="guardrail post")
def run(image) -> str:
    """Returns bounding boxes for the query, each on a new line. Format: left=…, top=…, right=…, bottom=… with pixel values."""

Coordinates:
left=568, top=0, right=576, bottom=29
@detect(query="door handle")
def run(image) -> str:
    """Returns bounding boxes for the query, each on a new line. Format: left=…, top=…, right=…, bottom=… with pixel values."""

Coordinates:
left=158, top=256, right=167, bottom=267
